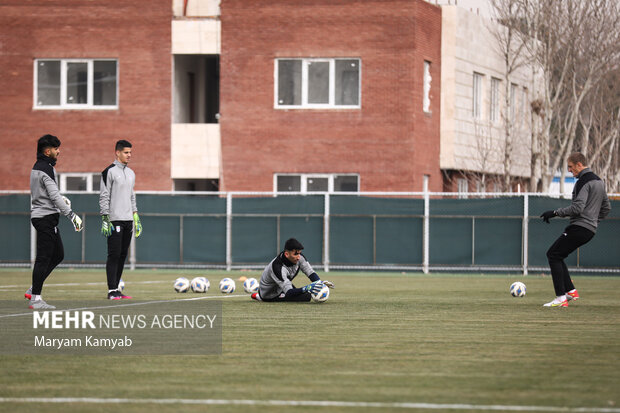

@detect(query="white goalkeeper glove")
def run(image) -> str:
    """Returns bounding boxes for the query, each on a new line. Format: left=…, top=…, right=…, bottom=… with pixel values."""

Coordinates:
left=69, top=212, right=83, bottom=232
left=322, top=280, right=335, bottom=289
left=61, top=195, right=71, bottom=209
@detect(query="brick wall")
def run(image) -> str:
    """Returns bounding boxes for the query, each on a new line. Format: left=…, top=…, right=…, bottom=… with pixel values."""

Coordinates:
left=0, top=0, right=171, bottom=190
left=220, top=0, right=442, bottom=192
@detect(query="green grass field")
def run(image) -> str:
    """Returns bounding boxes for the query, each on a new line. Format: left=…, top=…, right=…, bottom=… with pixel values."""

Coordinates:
left=1, top=268, right=620, bottom=413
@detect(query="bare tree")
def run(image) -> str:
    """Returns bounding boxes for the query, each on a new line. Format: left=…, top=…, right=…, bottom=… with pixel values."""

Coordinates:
left=488, top=0, right=530, bottom=191
left=489, top=0, right=620, bottom=193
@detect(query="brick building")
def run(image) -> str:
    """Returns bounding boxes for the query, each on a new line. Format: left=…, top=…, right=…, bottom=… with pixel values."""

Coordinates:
left=0, top=0, right=442, bottom=193
left=0, top=0, right=172, bottom=191
left=219, top=0, right=442, bottom=192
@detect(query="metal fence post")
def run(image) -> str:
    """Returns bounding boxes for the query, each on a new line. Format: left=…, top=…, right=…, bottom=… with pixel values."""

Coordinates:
left=226, top=192, right=232, bottom=271
left=323, top=193, right=330, bottom=273
left=522, top=193, right=529, bottom=275
left=423, top=177, right=430, bottom=274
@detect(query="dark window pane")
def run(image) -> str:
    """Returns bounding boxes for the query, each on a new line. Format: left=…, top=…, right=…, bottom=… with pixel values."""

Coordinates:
left=66, top=176, right=87, bottom=191
left=67, top=63, right=88, bottom=104
left=92, top=174, right=101, bottom=192
left=334, top=175, right=358, bottom=191
left=94, top=60, right=117, bottom=106
left=307, top=61, right=329, bottom=104
left=37, top=60, right=60, bottom=106
left=278, top=60, right=301, bottom=105
left=277, top=176, right=301, bottom=191
left=307, top=177, right=328, bottom=192
left=335, top=60, right=359, bottom=105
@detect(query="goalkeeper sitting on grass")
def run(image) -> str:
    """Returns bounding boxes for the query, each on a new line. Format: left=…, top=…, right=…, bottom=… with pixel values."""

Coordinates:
left=252, top=238, right=333, bottom=302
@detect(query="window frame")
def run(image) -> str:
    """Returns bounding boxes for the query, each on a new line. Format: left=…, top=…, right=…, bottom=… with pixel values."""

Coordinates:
left=33, top=58, right=119, bottom=110
left=490, top=77, right=500, bottom=123
left=274, top=173, right=360, bottom=194
left=472, top=72, right=483, bottom=119
left=58, top=173, right=101, bottom=192
left=274, top=58, right=361, bottom=109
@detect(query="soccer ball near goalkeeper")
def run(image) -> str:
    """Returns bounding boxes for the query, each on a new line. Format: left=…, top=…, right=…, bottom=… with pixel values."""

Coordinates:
left=243, top=277, right=259, bottom=294
left=312, top=284, right=330, bottom=302
left=219, top=278, right=236, bottom=294
left=174, top=277, right=190, bottom=293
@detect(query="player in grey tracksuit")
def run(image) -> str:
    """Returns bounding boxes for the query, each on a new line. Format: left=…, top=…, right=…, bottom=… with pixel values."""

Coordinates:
left=99, top=140, right=141, bottom=300
left=28, top=134, right=83, bottom=309
left=540, top=152, right=611, bottom=307
left=254, top=238, right=333, bottom=302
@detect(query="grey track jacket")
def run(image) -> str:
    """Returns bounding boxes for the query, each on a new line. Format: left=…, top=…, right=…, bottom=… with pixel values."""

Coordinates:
left=259, top=252, right=315, bottom=299
left=555, top=168, right=611, bottom=233
left=30, top=153, right=72, bottom=219
left=99, top=160, right=137, bottom=221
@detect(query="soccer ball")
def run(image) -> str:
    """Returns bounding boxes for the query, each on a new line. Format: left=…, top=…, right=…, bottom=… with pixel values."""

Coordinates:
left=219, top=278, right=236, bottom=294
left=118, top=279, right=125, bottom=291
left=174, top=277, right=190, bottom=293
left=510, top=281, right=526, bottom=297
left=243, top=277, right=259, bottom=294
left=191, top=277, right=209, bottom=293
left=312, top=284, right=330, bottom=303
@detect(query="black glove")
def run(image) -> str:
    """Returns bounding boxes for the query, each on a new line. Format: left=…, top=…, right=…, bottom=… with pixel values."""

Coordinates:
left=540, top=210, right=556, bottom=224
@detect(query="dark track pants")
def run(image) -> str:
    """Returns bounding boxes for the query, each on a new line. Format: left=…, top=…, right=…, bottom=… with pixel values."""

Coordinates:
left=259, top=289, right=312, bottom=302
left=106, top=220, right=133, bottom=290
left=546, top=225, right=594, bottom=296
left=31, top=213, right=64, bottom=295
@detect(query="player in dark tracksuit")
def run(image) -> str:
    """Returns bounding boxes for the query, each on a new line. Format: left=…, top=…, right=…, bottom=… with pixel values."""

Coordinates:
left=99, top=140, right=142, bottom=300
left=540, top=152, right=611, bottom=307
left=28, top=134, right=83, bottom=309
left=253, top=238, right=333, bottom=302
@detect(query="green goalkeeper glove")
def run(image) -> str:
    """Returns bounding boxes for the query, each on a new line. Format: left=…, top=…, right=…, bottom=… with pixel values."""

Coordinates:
left=101, top=215, right=112, bottom=237
left=133, top=212, right=142, bottom=238
left=302, top=281, right=324, bottom=295
left=69, top=212, right=83, bottom=232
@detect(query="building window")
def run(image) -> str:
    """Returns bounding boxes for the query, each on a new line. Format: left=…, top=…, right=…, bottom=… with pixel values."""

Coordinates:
left=34, top=59, right=118, bottom=109
left=275, top=58, right=361, bottom=109
left=510, top=83, right=518, bottom=122
left=423, top=61, right=432, bottom=113
left=472, top=72, right=483, bottom=119
left=275, top=174, right=359, bottom=193
left=457, top=178, right=469, bottom=198
left=58, top=173, right=101, bottom=192
left=522, top=87, right=528, bottom=124
left=490, top=77, right=500, bottom=123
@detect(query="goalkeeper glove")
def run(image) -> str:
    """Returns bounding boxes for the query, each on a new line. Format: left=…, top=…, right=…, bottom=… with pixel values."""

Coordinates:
left=61, top=195, right=71, bottom=209
left=133, top=212, right=142, bottom=238
left=101, top=215, right=112, bottom=237
left=302, top=281, right=324, bottom=295
left=69, top=212, right=83, bottom=232
left=540, top=210, right=556, bottom=223
left=322, top=280, right=335, bottom=289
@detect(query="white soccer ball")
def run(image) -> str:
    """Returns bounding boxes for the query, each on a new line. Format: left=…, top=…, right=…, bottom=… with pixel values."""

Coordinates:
left=174, top=277, right=190, bottom=293
left=191, top=277, right=209, bottom=293
left=118, top=279, right=125, bottom=291
left=243, top=277, right=259, bottom=294
left=510, top=281, right=526, bottom=297
left=312, top=284, right=330, bottom=303
left=219, top=278, right=236, bottom=294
